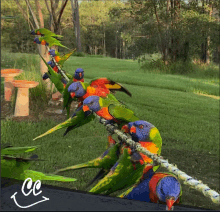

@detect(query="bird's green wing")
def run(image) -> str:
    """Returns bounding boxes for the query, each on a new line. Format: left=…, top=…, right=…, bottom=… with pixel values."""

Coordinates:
left=22, top=170, right=77, bottom=182
left=39, top=54, right=64, bottom=93
left=35, top=28, right=63, bottom=37
left=105, top=162, right=145, bottom=195
left=118, top=184, right=137, bottom=198
left=108, top=103, right=139, bottom=124
left=89, top=148, right=134, bottom=194
left=33, top=108, right=94, bottom=141
left=40, top=36, right=69, bottom=49
left=58, top=49, right=76, bottom=68
left=1, top=159, right=76, bottom=182
left=1, top=146, right=39, bottom=156
left=55, top=143, right=120, bottom=174
left=149, top=127, right=162, bottom=156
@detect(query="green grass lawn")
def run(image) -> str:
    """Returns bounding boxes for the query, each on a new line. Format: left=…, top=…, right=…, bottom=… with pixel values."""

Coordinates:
left=1, top=52, right=219, bottom=210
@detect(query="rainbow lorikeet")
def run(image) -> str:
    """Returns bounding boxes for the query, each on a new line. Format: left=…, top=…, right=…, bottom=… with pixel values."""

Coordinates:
left=39, top=36, right=69, bottom=49
left=89, top=147, right=152, bottom=195
left=54, top=142, right=121, bottom=187
left=33, top=104, right=95, bottom=141
left=1, top=145, right=76, bottom=182
left=34, top=37, right=49, bottom=46
left=121, top=120, right=162, bottom=172
left=63, top=77, right=131, bottom=119
left=31, top=28, right=63, bottom=38
left=73, top=68, right=84, bottom=82
left=119, top=171, right=182, bottom=211
left=39, top=54, right=67, bottom=93
left=82, top=95, right=139, bottom=129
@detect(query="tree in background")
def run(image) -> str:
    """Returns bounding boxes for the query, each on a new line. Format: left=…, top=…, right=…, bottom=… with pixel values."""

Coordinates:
left=13, top=0, right=68, bottom=93
left=71, top=0, right=82, bottom=52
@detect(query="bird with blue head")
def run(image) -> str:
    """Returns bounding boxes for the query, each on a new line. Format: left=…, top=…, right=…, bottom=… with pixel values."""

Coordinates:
left=74, top=68, right=84, bottom=82
left=120, top=171, right=182, bottom=211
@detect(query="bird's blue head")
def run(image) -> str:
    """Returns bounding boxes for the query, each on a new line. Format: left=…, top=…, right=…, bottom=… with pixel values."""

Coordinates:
left=83, top=96, right=101, bottom=113
left=74, top=68, right=84, bottom=80
left=33, top=37, right=41, bottom=44
left=156, top=176, right=181, bottom=209
left=47, top=60, right=55, bottom=68
left=49, top=49, right=56, bottom=57
left=68, top=82, right=86, bottom=98
left=129, top=120, right=154, bottom=142
left=31, top=30, right=36, bottom=35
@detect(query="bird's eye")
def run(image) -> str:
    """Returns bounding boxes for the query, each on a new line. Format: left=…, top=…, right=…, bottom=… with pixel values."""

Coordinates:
left=139, top=125, right=144, bottom=129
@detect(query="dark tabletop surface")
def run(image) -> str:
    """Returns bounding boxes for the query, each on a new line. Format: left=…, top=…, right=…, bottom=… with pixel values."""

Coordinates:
left=1, top=178, right=208, bottom=211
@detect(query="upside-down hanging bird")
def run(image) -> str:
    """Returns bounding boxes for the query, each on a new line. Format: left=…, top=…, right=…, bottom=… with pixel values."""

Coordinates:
left=119, top=171, right=182, bottom=211
left=89, top=146, right=154, bottom=195
left=120, top=120, right=162, bottom=172
left=88, top=120, right=162, bottom=195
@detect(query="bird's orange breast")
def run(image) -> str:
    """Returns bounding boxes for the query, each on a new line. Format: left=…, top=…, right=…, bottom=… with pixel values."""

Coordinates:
left=96, top=107, right=114, bottom=120
left=139, top=142, right=159, bottom=163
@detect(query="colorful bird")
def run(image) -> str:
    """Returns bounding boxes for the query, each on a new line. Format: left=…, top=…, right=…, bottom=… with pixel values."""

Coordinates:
left=31, top=28, right=63, bottom=38
left=34, top=37, right=49, bottom=46
left=54, top=142, right=121, bottom=186
left=89, top=147, right=152, bottom=195
left=121, top=120, right=162, bottom=172
left=39, top=54, right=66, bottom=93
left=82, top=95, right=139, bottom=129
left=39, top=36, right=69, bottom=49
left=33, top=105, right=95, bottom=141
left=73, top=68, right=84, bottom=82
left=33, top=78, right=133, bottom=139
left=48, top=49, right=60, bottom=57
left=119, top=172, right=182, bottom=211
left=63, top=77, right=131, bottom=119
left=1, top=145, right=76, bottom=182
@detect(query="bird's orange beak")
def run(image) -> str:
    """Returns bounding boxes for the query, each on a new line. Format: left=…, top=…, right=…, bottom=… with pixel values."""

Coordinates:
left=130, top=126, right=136, bottom=134
left=70, top=92, right=75, bottom=98
left=166, top=198, right=175, bottom=211
left=83, top=105, right=90, bottom=112
left=79, top=72, right=82, bottom=78
left=36, top=31, right=41, bottom=35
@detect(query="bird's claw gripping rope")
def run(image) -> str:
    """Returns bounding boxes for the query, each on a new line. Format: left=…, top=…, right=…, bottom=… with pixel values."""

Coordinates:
left=93, top=113, right=220, bottom=205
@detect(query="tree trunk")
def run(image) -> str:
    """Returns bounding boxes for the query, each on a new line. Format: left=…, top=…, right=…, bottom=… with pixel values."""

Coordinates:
left=103, top=26, right=106, bottom=56
left=122, top=40, right=125, bottom=59
left=206, top=0, right=213, bottom=64
left=71, top=0, right=82, bottom=52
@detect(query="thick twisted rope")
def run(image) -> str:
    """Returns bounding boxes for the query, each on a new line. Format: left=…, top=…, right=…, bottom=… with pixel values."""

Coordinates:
left=95, top=114, right=220, bottom=205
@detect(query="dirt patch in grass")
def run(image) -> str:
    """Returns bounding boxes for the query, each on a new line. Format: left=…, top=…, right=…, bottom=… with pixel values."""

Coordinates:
left=1, top=96, right=76, bottom=123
